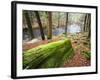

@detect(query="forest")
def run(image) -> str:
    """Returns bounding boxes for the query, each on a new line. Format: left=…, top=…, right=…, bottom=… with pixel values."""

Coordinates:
left=22, top=10, right=91, bottom=69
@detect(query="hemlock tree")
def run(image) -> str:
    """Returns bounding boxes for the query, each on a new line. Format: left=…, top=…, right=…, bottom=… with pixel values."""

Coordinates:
left=58, top=13, right=60, bottom=28
left=24, top=11, right=34, bottom=39
left=65, top=12, right=68, bottom=35
left=84, top=14, right=89, bottom=32
left=47, top=12, right=52, bottom=39
left=34, top=11, right=45, bottom=40
left=84, top=14, right=87, bottom=32
left=87, top=14, right=91, bottom=38
left=83, top=13, right=91, bottom=38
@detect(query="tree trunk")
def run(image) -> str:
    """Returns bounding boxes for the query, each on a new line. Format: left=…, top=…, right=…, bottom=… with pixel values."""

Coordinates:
left=45, top=12, right=48, bottom=28
left=29, top=11, right=34, bottom=25
left=24, top=11, right=34, bottom=39
left=87, top=14, right=91, bottom=38
left=58, top=13, right=60, bottom=28
left=86, top=14, right=89, bottom=32
left=47, top=12, right=52, bottom=39
left=84, top=14, right=87, bottom=32
left=84, top=14, right=90, bottom=32
left=65, top=12, right=68, bottom=35
left=34, top=11, right=45, bottom=40
left=23, top=39, right=74, bottom=69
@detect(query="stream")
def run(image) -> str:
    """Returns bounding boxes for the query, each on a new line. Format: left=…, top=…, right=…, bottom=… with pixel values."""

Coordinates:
left=23, top=24, right=82, bottom=41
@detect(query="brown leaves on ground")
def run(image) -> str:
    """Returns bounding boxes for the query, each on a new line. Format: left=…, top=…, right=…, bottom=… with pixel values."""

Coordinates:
left=63, top=32, right=91, bottom=67
left=63, top=49, right=90, bottom=67
left=23, top=39, right=48, bottom=51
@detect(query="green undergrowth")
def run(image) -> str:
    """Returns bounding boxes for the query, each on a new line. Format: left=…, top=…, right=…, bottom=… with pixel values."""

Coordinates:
left=82, top=51, right=91, bottom=60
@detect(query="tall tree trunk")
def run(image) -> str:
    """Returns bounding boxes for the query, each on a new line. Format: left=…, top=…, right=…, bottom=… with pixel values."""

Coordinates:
left=34, top=11, right=45, bottom=40
left=45, top=12, right=48, bottom=28
left=84, top=14, right=87, bottom=32
left=24, top=11, right=34, bottom=39
left=84, top=14, right=90, bottom=32
left=29, top=11, right=34, bottom=25
left=58, top=13, right=60, bottom=28
left=65, top=12, right=68, bottom=35
left=87, top=14, right=91, bottom=38
left=86, top=14, right=89, bottom=32
left=47, top=12, right=52, bottom=39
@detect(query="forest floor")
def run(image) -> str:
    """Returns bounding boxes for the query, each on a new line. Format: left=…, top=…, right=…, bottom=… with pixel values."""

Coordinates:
left=23, top=32, right=91, bottom=67
left=63, top=32, right=91, bottom=67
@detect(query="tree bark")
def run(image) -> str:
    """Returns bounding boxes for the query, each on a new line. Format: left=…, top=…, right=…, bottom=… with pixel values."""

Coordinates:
left=84, top=14, right=87, bottom=32
left=34, top=11, right=45, bottom=40
left=24, top=11, right=34, bottom=39
left=87, top=14, right=91, bottom=38
left=65, top=12, right=68, bottom=35
left=47, top=12, right=52, bottom=39
left=58, top=13, right=60, bottom=28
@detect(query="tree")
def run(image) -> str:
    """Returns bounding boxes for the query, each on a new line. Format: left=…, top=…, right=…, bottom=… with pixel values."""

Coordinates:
left=84, top=14, right=90, bottom=32
left=47, top=12, right=52, bottom=39
left=58, top=13, right=60, bottom=28
left=24, top=11, right=34, bottom=39
left=84, top=14, right=87, bottom=32
left=44, top=12, right=48, bottom=28
left=65, top=12, right=68, bottom=35
left=87, top=14, right=91, bottom=38
left=84, top=13, right=91, bottom=38
left=34, top=11, right=45, bottom=40
left=29, top=11, right=35, bottom=25
left=23, top=39, right=74, bottom=69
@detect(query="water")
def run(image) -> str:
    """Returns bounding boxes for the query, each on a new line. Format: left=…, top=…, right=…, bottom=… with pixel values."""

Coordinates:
left=23, top=24, right=81, bottom=41
left=68, top=24, right=81, bottom=33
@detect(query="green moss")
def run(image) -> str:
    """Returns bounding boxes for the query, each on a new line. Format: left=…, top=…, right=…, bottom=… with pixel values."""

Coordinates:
left=23, top=39, right=74, bottom=69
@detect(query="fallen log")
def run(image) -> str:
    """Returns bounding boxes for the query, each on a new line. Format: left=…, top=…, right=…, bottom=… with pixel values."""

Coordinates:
left=23, top=39, right=74, bottom=69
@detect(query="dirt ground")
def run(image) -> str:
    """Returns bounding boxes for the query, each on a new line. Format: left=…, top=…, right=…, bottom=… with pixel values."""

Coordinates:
left=63, top=47, right=90, bottom=67
left=63, top=32, right=91, bottom=67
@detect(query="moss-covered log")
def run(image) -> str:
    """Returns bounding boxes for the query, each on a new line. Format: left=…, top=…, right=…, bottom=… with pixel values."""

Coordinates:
left=23, top=39, right=74, bottom=69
